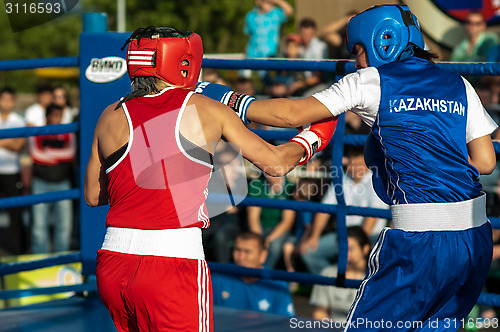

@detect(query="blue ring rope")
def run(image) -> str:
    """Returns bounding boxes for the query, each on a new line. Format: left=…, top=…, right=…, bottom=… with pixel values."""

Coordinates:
left=203, top=58, right=500, bottom=76
left=0, top=282, right=97, bottom=300
left=0, top=57, right=79, bottom=71
left=0, top=122, right=78, bottom=139
left=3, top=56, right=500, bottom=76
left=0, top=189, right=79, bottom=209
left=0, top=252, right=80, bottom=276
left=330, top=114, right=349, bottom=286
left=238, top=197, right=393, bottom=219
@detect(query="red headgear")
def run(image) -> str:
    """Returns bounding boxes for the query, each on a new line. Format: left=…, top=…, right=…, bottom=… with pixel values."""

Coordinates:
left=125, top=27, right=203, bottom=89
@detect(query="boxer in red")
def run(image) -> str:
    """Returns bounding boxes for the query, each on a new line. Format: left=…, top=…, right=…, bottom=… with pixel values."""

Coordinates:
left=84, top=26, right=337, bottom=332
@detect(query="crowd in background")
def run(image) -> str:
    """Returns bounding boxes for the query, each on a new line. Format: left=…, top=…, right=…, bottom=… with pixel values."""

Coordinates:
left=0, top=84, right=78, bottom=257
left=1, top=0, right=500, bottom=323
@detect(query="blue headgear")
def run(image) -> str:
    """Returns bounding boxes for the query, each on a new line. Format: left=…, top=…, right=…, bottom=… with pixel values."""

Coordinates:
left=346, top=5, right=425, bottom=67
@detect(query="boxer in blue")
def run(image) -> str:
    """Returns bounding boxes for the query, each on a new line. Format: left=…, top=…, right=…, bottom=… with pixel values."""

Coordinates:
left=198, top=5, right=498, bottom=331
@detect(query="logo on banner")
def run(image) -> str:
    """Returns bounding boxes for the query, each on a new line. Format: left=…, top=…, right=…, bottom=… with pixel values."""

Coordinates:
left=85, top=56, right=127, bottom=83
left=431, top=0, right=500, bottom=23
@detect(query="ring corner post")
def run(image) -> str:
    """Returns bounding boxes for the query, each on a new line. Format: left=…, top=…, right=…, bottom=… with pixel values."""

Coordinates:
left=78, top=17, right=130, bottom=276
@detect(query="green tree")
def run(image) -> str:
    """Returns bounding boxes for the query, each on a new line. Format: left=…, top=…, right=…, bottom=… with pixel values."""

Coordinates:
left=83, top=0, right=254, bottom=54
left=0, top=0, right=297, bottom=91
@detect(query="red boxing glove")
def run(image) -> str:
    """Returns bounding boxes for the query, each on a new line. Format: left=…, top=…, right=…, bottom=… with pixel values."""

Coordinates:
left=290, top=117, right=338, bottom=165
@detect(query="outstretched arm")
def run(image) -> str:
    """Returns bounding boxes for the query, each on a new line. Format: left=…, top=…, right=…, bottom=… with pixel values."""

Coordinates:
left=247, top=97, right=333, bottom=127
left=192, top=94, right=335, bottom=176
left=219, top=104, right=304, bottom=176
left=195, top=82, right=334, bottom=127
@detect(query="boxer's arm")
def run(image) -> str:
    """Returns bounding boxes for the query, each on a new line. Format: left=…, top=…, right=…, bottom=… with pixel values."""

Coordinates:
left=84, top=121, right=109, bottom=207
left=463, top=78, right=497, bottom=175
left=194, top=95, right=303, bottom=175
left=218, top=103, right=305, bottom=176
left=467, top=134, right=496, bottom=175
left=194, top=94, right=335, bottom=175
left=247, top=97, right=334, bottom=128
left=195, top=82, right=333, bottom=127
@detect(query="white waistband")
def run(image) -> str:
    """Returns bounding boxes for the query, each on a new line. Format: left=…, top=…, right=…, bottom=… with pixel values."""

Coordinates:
left=391, top=193, right=488, bottom=232
left=101, top=227, right=205, bottom=260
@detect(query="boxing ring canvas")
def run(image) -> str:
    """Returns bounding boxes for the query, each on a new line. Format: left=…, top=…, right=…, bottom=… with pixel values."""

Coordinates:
left=0, top=295, right=342, bottom=332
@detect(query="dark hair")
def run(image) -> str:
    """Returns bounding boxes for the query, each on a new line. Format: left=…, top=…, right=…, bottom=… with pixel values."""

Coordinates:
left=299, top=18, right=317, bottom=29
left=412, top=45, right=439, bottom=63
left=45, top=103, right=64, bottom=117
left=347, top=226, right=371, bottom=258
left=236, top=232, right=267, bottom=251
left=467, top=10, right=485, bottom=22
left=295, top=177, right=325, bottom=202
left=115, top=26, right=194, bottom=110
left=0, top=86, right=16, bottom=97
left=53, top=85, right=72, bottom=107
left=36, top=84, right=54, bottom=94
left=120, top=26, right=192, bottom=51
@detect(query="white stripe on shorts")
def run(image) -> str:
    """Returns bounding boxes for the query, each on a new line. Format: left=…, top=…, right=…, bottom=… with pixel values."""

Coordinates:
left=344, top=228, right=388, bottom=331
left=198, top=260, right=209, bottom=332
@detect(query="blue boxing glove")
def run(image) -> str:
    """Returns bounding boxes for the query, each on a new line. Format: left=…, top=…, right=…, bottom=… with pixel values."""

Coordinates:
left=195, top=82, right=254, bottom=124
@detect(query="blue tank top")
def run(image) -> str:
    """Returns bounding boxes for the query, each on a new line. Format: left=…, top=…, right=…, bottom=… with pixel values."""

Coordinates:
left=365, top=57, right=481, bottom=205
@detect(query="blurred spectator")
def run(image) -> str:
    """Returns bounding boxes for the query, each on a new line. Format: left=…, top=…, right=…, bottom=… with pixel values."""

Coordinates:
left=452, top=11, right=498, bottom=63
left=211, top=232, right=295, bottom=315
left=244, top=0, right=294, bottom=59
left=265, top=33, right=305, bottom=96
left=203, top=144, right=245, bottom=263
left=482, top=42, right=500, bottom=105
left=282, top=178, right=324, bottom=274
left=451, top=11, right=499, bottom=86
left=201, top=68, right=227, bottom=85
left=289, top=18, right=328, bottom=96
left=345, top=112, right=371, bottom=135
left=0, top=87, right=26, bottom=255
left=309, top=226, right=370, bottom=322
left=233, top=77, right=257, bottom=96
left=299, top=146, right=389, bottom=274
left=53, top=86, right=79, bottom=122
left=29, top=104, right=76, bottom=253
left=268, top=82, right=289, bottom=98
left=243, top=0, right=293, bottom=79
left=24, top=84, right=54, bottom=127
left=247, top=173, right=296, bottom=269
left=321, top=11, right=357, bottom=60
left=299, top=18, right=328, bottom=61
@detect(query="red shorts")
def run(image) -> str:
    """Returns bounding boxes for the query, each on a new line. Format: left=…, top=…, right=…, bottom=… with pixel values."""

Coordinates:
left=96, top=249, right=213, bottom=332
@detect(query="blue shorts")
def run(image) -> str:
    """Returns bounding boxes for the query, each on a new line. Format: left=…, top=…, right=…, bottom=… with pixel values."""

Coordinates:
left=344, top=222, right=492, bottom=332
